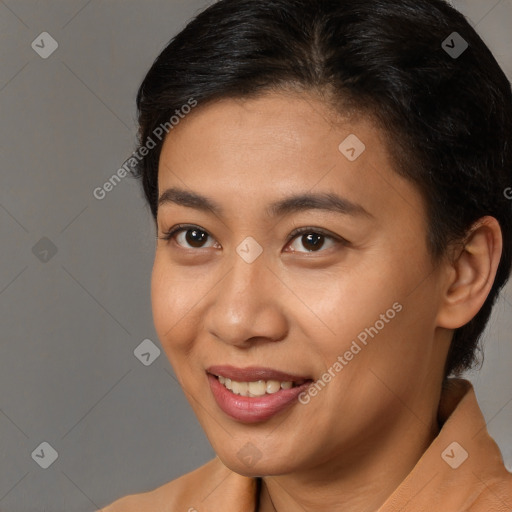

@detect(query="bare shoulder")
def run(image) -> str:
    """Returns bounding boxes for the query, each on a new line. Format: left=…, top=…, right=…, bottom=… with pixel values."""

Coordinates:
left=97, top=457, right=227, bottom=512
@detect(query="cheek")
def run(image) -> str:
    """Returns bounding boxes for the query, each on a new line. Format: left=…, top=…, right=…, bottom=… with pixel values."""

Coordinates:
left=150, top=258, right=195, bottom=357
left=316, top=254, right=436, bottom=373
left=344, top=284, right=441, bottom=398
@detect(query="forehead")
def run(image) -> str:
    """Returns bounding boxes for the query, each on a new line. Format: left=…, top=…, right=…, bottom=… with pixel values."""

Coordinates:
left=157, top=91, right=427, bottom=229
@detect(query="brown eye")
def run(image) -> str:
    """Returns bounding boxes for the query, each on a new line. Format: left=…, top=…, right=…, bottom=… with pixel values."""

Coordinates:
left=298, top=233, right=326, bottom=251
left=160, top=225, right=218, bottom=249
left=181, top=228, right=209, bottom=248
left=287, top=228, right=342, bottom=253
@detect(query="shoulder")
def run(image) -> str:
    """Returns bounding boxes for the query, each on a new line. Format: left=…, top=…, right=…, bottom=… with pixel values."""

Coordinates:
left=98, top=457, right=231, bottom=512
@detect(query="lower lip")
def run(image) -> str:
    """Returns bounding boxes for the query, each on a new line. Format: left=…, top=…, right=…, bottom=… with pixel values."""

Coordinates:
left=207, top=373, right=312, bottom=424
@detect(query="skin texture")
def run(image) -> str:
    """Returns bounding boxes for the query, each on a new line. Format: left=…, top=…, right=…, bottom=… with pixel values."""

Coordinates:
left=151, top=91, right=502, bottom=512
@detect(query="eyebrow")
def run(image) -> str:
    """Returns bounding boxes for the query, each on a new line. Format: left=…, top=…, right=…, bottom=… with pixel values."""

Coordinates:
left=158, top=187, right=372, bottom=219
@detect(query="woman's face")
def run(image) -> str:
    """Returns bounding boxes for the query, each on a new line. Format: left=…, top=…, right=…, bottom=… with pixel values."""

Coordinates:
left=152, top=91, right=450, bottom=476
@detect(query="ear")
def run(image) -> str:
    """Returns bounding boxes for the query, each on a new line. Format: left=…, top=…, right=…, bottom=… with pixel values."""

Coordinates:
left=436, top=216, right=503, bottom=329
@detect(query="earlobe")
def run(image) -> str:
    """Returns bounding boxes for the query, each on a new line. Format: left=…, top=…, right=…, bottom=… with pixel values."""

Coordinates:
left=436, top=216, right=503, bottom=329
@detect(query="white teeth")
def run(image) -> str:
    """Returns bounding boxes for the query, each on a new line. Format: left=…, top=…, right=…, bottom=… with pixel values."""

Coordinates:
left=216, top=375, right=300, bottom=396
left=266, top=380, right=281, bottom=394
left=248, top=380, right=267, bottom=397
left=232, top=381, right=244, bottom=395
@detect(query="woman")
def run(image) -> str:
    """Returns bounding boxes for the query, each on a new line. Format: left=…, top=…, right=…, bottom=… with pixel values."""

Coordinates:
left=100, top=0, right=512, bottom=510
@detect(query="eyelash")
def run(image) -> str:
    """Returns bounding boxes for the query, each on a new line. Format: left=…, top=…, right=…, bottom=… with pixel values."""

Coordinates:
left=158, top=224, right=349, bottom=253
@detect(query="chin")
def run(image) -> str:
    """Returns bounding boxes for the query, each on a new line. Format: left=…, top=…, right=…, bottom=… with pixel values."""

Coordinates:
left=217, top=449, right=300, bottom=477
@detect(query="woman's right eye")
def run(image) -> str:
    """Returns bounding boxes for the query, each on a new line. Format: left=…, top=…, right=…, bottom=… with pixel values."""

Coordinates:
left=159, top=225, right=219, bottom=249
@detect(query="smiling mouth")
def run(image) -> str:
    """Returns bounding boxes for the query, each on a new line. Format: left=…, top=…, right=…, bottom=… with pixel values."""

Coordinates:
left=206, top=365, right=312, bottom=398
left=206, top=366, right=314, bottom=422
left=214, top=374, right=308, bottom=397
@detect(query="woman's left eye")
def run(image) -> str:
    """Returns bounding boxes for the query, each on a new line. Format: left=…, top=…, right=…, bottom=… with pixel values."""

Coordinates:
left=159, top=225, right=344, bottom=253
left=285, top=228, right=340, bottom=253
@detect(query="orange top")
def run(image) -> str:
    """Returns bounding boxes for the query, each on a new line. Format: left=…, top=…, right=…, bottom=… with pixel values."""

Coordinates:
left=99, top=378, right=512, bottom=511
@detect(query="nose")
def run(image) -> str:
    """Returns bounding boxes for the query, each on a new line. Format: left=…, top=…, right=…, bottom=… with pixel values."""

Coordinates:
left=203, top=250, right=289, bottom=348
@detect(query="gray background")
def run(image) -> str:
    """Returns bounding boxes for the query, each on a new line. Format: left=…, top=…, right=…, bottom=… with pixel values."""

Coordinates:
left=0, top=1, right=511, bottom=511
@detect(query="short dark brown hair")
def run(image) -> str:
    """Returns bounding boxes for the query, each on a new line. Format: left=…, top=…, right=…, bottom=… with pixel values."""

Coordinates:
left=134, top=0, right=512, bottom=377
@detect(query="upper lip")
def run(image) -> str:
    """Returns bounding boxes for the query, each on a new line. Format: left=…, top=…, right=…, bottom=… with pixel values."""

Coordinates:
left=206, top=365, right=311, bottom=382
